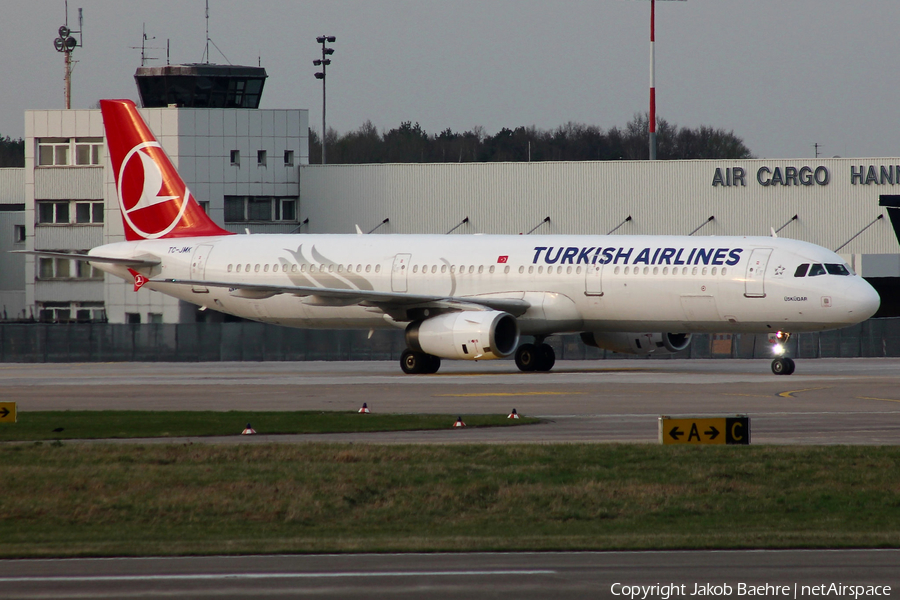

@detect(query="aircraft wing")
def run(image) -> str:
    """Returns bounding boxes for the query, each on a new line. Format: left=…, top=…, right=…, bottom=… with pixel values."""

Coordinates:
left=156, top=278, right=531, bottom=317
left=11, top=250, right=161, bottom=268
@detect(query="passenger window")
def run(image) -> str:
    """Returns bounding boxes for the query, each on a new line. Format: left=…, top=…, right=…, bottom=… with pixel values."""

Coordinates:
left=794, top=264, right=809, bottom=277
left=245, top=264, right=251, bottom=272
left=575, top=266, right=581, bottom=275
left=663, top=267, right=668, bottom=275
left=808, top=264, right=826, bottom=276
left=227, top=264, right=233, bottom=272
left=702, top=267, right=707, bottom=276
left=643, top=267, right=649, bottom=275
left=624, top=267, right=629, bottom=275
left=478, top=265, right=484, bottom=274
left=722, top=268, right=727, bottom=276
left=489, top=266, right=495, bottom=274
left=264, top=264, right=269, bottom=273
left=653, top=267, right=658, bottom=275
left=365, top=265, right=371, bottom=273
left=538, top=266, right=543, bottom=274
left=529, top=266, right=534, bottom=274
left=615, top=266, right=621, bottom=275
left=236, top=264, right=242, bottom=273
left=692, top=267, right=698, bottom=275
left=826, top=263, right=850, bottom=276
left=375, top=265, right=381, bottom=273
left=254, top=264, right=260, bottom=273
left=505, top=266, right=510, bottom=274
left=413, top=266, right=418, bottom=274
left=469, top=265, right=475, bottom=274
left=291, top=265, right=297, bottom=272
left=711, top=267, right=717, bottom=275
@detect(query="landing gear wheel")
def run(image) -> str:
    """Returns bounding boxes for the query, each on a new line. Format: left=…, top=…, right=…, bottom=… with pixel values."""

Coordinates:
left=425, top=354, right=441, bottom=374
left=401, top=350, right=441, bottom=375
left=401, top=350, right=424, bottom=374
left=535, top=344, right=556, bottom=372
left=771, top=357, right=796, bottom=375
left=515, top=343, right=538, bottom=372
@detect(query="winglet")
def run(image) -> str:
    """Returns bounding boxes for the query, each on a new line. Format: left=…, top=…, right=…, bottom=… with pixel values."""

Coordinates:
left=355, top=224, right=364, bottom=235
left=770, top=227, right=778, bottom=238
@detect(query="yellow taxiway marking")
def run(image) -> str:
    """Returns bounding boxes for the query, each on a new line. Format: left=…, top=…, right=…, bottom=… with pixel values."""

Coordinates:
left=857, top=396, right=900, bottom=404
left=777, top=387, right=828, bottom=398
left=723, top=393, right=773, bottom=398
left=435, top=391, right=586, bottom=398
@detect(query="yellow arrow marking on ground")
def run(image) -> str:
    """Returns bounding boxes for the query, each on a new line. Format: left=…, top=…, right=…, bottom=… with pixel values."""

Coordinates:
left=857, top=396, right=900, bottom=404
left=435, top=391, right=585, bottom=397
left=778, top=387, right=827, bottom=398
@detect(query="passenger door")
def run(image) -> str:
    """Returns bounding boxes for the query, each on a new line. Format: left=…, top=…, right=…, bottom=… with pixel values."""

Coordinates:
left=391, top=253, right=411, bottom=292
left=190, top=244, right=214, bottom=293
left=744, top=248, right=772, bottom=298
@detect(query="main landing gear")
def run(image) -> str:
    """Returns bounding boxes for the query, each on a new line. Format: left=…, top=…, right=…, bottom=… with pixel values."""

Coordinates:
left=770, top=330, right=796, bottom=375
left=515, top=339, right=556, bottom=372
left=400, top=349, right=441, bottom=374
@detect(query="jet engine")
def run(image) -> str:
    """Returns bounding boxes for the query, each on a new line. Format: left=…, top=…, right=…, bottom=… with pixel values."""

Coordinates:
left=580, top=331, right=692, bottom=356
left=406, top=311, right=519, bottom=360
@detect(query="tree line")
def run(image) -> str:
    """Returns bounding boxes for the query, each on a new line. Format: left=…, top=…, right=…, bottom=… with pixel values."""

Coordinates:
left=310, top=113, right=753, bottom=164
left=0, top=135, right=25, bottom=167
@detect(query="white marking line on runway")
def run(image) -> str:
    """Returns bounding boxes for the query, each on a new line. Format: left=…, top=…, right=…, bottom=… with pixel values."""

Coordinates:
left=0, top=570, right=556, bottom=583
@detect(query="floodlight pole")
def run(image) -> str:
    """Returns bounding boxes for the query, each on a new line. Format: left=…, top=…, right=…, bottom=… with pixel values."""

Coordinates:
left=314, top=35, right=336, bottom=164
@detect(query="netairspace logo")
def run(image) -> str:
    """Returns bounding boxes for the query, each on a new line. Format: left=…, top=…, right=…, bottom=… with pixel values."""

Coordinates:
left=610, top=582, right=892, bottom=600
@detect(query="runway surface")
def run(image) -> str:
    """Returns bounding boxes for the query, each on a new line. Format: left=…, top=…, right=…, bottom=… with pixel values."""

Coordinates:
left=1, top=550, right=897, bottom=599
left=2, top=358, right=900, bottom=444
left=3, top=358, right=899, bottom=598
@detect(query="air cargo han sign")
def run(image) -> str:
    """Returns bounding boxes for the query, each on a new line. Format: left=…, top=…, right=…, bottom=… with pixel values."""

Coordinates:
left=659, top=415, right=750, bottom=445
left=712, top=164, right=900, bottom=187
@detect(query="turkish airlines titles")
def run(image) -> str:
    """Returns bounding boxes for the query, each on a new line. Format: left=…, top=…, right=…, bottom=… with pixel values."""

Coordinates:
left=531, top=246, right=744, bottom=267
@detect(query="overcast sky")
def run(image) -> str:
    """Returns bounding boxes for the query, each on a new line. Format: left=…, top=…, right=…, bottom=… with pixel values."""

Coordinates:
left=2, top=1, right=898, bottom=159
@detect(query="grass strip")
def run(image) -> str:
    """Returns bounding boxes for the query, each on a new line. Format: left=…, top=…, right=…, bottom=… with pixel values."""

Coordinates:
left=0, top=443, right=899, bottom=557
left=0, top=411, right=538, bottom=441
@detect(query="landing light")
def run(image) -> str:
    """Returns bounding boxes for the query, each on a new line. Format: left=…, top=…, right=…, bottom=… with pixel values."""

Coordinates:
left=772, top=344, right=785, bottom=356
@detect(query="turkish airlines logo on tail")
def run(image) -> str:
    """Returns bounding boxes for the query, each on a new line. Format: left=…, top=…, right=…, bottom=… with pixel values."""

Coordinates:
left=118, top=141, right=191, bottom=240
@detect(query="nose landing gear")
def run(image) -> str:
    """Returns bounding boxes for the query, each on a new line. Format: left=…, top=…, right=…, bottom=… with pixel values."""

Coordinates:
left=770, top=331, right=795, bottom=375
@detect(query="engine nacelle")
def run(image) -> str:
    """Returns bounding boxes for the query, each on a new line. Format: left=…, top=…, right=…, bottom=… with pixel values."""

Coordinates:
left=406, top=311, right=520, bottom=360
left=580, top=331, right=692, bottom=356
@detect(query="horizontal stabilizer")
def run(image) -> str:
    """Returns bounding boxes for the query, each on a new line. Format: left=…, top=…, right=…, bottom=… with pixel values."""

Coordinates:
left=11, top=250, right=161, bottom=267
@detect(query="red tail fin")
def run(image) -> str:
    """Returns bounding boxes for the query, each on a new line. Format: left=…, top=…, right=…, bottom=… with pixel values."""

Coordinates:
left=100, top=99, right=232, bottom=241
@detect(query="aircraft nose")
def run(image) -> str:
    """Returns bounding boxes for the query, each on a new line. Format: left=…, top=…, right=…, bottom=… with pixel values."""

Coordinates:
left=847, top=278, right=881, bottom=320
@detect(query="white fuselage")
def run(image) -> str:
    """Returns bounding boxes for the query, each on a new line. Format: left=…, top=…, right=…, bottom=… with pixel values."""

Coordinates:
left=90, top=233, right=880, bottom=335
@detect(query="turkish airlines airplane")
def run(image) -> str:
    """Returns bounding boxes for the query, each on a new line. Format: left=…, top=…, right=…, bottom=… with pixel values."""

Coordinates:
left=29, top=100, right=882, bottom=375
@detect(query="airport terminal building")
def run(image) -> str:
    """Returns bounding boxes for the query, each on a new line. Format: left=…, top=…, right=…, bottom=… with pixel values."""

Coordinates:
left=1, top=65, right=899, bottom=324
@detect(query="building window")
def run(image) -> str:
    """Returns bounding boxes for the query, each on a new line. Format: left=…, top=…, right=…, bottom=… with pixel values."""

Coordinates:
left=148, top=313, right=163, bottom=324
left=14, top=225, right=26, bottom=243
left=37, top=138, right=102, bottom=166
left=126, top=313, right=142, bottom=324
left=74, top=138, right=103, bottom=165
left=199, top=201, right=210, bottom=214
left=37, top=200, right=104, bottom=224
left=230, top=150, right=240, bottom=166
left=223, top=196, right=298, bottom=222
left=284, top=150, right=294, bottom=166
left=257, top=150, right=267, bottom=167
left=38, top=254, right=102, bottom=280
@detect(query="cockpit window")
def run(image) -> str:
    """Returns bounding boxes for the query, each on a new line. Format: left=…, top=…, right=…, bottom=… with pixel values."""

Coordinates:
left=825, top=263, right=851, bottom=276
left=807, top=264, right=827, bottom=276
left=794, top=264, right=809, bottom=277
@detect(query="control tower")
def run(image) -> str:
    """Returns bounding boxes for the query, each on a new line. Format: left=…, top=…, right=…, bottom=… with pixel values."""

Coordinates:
left=134, top=63, right=267, bottom=108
